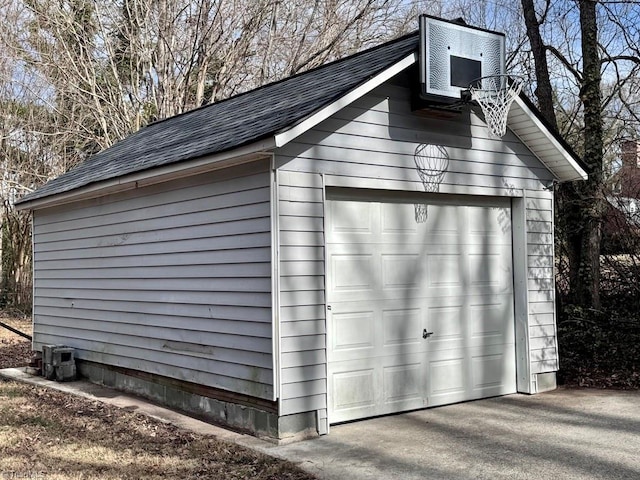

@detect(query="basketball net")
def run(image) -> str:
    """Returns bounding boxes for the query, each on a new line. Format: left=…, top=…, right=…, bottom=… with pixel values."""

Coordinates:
left=414, top=144, right=449, bottom=223
left=469, top=75, right=523, bottom=137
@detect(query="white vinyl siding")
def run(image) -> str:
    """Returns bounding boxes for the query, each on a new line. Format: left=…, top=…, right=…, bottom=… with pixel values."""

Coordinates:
left=525, top=191, right=559, bottom=373
left=32, top=162, right=274, bottom=399
left=277, top=83, right=555, bottom=196
left=275, top=80, right=559, bottom=414
left=278, top=171, right=327, bottom=415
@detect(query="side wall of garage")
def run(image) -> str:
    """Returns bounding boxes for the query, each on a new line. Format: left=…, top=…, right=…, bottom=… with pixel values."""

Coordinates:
left=274, top=78, right=558, bottom=420
left=32, top=161, right=274, bottom=400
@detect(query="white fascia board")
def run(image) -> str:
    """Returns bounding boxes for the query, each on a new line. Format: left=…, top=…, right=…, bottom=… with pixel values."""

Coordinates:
left=510, top=96, right=588, bottom=182
left=16, top=139, right=276, bottom=211
left=274, top=53, right=417, bottom=148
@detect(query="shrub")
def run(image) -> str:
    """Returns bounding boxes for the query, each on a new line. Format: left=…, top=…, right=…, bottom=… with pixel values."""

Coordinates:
left=557, top=303, right=640, bottom=389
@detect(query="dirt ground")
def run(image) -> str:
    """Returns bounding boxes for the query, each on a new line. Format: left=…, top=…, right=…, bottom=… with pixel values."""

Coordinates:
left=0, top=314, right=32, bottom=369
left=0, top=314, right=315, bottom=480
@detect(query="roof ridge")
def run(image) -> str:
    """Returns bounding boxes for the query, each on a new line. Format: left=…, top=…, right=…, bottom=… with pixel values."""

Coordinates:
left=17, top=31, right=423, bottom=207
left=146, top=31, right=420, bottom=129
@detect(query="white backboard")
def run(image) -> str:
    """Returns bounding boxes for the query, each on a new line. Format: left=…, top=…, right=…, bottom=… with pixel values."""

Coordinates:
left=419, top=15, right=505, bottom=102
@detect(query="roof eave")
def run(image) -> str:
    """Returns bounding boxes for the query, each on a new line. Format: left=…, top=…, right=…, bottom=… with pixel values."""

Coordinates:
left=508, top=95, right=588, bottom=183
left=16, top=139, right=276, bottom=211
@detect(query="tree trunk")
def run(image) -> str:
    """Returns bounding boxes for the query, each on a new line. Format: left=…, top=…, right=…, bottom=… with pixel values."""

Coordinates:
left=520, top=0, right=568, bottom=311
left=520, top=0, right=557, bottom=129
left=568, top=0, right=604, bottom=309
left=521, top=0, right=604, bottom=310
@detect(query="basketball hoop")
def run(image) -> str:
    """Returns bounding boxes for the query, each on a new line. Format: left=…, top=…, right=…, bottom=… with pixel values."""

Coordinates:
left=414, top=144, right=449, bottom=223
left=468, top=74, right=523, bottom=137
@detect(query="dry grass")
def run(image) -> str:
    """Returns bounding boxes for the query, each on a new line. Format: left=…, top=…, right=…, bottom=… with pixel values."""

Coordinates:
left=0, top=314, right=316, bottom=480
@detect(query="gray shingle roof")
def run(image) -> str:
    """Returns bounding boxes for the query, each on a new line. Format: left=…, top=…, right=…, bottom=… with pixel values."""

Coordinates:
left=18, top=33, right=419, bottom=205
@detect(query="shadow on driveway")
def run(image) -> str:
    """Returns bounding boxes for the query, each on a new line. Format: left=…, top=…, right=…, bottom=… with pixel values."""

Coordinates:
left=262, top=388, right=640, bottom=480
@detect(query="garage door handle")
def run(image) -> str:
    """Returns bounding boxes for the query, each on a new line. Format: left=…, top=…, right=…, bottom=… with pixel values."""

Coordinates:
left=423, top=329, right=434, bottom=339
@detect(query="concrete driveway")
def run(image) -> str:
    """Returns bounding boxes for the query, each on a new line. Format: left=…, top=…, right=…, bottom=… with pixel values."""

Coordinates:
left=2, top=369, right=638, bottom=479
left=260, top=388, right=640, bottom=480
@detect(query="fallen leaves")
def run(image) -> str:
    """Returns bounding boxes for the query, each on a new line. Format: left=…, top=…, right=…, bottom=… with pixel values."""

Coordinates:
left=0, top=377, right=315, bottom=479
left=0, top=314, right=316, bottom=479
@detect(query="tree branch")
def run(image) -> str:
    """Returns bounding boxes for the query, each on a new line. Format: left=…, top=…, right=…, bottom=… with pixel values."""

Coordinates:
left=546, top=44, right=583, bottom=83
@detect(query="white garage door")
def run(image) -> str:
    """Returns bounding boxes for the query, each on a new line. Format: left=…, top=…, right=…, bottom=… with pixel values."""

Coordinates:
left=326, top=196, right=516, bottom=423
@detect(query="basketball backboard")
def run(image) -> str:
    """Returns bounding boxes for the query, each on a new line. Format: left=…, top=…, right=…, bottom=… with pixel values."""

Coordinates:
left=418, top=15, right=505, bottom=105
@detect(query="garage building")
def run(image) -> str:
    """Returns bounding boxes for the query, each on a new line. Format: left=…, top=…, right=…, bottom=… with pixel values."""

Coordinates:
left=16, top=25, right=587, bottom=440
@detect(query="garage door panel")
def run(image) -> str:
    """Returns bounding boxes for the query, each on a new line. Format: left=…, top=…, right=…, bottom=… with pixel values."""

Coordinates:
left=469, top=249, right=513, bottom=292
left=426, top=254, right=464, bottom=287
left=469, top=294, right=515, bottom=346
left=468, top=205, right=512, bottom=237
left=387, top=288, right=465, bottom=301
left=331, top=310, right=375, bottom=353
left=381, top=353, right=426, bottom=415
left=455, top=285, right=511, bottom=299
left=330, top=302, right=426, bottom=362
left=328, top=200, right=375, bottom=236
left=381, top=203, right=459, bottom=240
left=330, top=354, right=427, bottom=423
left=333, top=286, right=473, bottom=303
left=331, top=368, right=376, bottom=418
left=383, top=363, right=424, bottom=405
left=423, top=205, right=463, bottom=233
left=425, top=301, right=466, bottom=351
left=470, top=300, right=513, bottom=341
left=428, top=356, right=467, bottom=401
left=382, top=253, right=423, bottom=289
left=467, top=241, right=512, bottom=252
left=427, top=304, right=465, bottom=336
left=331, top=254, right=376, bottom=291
left=472, top=354, right=508, bottom=389
left=471, top=344, right=516, bottom=395
left=327, top=198, right=516, bottom=424
left=469, top=253, right=506, bottom=286
left=382, top=308, right=423, bottom=348
left=381, top=203, right=420, bottom=234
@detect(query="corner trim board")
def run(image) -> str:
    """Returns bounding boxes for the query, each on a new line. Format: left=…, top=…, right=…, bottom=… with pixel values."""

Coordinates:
left=512, top=194, right=533, bottom=394
left=271, top=155, right=282, bottom=403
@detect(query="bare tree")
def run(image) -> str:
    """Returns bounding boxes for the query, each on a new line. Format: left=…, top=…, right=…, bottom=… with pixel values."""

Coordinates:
left=0, top=0, right=433, bottom=310
left=519, top=0, right=640, bottom=310
left=521, top=0, right=556, bottom=127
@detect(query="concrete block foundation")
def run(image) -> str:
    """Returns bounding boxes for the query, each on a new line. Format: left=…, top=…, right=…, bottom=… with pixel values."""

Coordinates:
left=76, top=361, right=317, bottom=442
left=536, top=372, right=557, bottom=393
